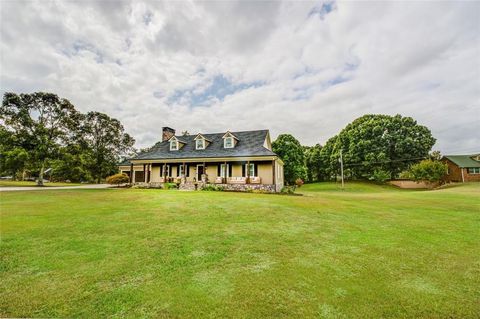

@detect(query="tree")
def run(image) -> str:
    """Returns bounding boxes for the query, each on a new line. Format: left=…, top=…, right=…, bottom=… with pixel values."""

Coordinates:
left=1, top=92, right=80, bottom=185
left=319, top=135, right=340, bottom=181
left=49, top=144, right=93, bottom=182
left=2, top=148, right=29, bottom=180
left=80, top=111, right=135, bottom=183
left=272, top=134, right=306, bottom=184
left=429, top=150, right=442, bottom=161
left=321, top=114, right=436, bottom=180
left=304, top=143, right=324, bottom=182
left=409, top=160, right=447, bottom=184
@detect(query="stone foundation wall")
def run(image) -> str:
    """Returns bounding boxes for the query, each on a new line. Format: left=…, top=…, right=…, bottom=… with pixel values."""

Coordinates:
left=135, top=182, right=277, bottom=192
left=215, top=183, right=276, bottom=193
left=133, top=182, right=165, bottom=189
left=179, top=183, right=199, bottom=191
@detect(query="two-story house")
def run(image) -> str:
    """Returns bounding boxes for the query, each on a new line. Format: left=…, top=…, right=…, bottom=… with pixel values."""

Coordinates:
left=118, top=127, right=284, bottom=192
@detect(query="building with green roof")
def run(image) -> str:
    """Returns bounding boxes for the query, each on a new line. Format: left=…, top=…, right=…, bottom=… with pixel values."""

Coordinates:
left=442, top=154, right=480, bottom=182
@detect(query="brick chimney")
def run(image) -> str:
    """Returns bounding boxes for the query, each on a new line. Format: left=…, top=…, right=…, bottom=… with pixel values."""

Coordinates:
left=162, top=127, right=176, bottom=141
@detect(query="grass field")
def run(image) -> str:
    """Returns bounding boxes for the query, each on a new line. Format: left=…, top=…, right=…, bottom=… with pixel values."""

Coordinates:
left=1, top=182, right=479, bottom=318
left=0, top=180, right=84, bottom=187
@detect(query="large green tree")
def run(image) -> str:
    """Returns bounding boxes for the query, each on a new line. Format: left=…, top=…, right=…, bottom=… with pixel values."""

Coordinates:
left=272, top=134, right=306, bottom=184
left=49, top=143, right=93, bottom=182
left=80, top=111, right=135, bottom=183
left=304, top=143, right=325, bottom=182
left=1, top=92, right=80, bottom=185
left=2, top=148, right=29, bottom=180
left=321, top=114, right=436, bottom=179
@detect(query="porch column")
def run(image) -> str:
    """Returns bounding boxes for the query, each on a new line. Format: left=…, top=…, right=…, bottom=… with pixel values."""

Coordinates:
left=143, top=164, right=147, bottom=183
left=183, top=162, right=186, bottom=183
left=130, top=163, right=134, bottom=184
left=272, top=160, right=276, bottom=185
left=224, top=161, right=227, bottom=184
left=163, top=163, right=167, bottom=183
left=147, top=164, right=151, bottom=183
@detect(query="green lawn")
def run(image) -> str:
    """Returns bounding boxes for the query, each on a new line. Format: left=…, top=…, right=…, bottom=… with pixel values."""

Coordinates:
left=1, top=182, right=479, bottom=318
left=0, top=180, right=84, bottom=187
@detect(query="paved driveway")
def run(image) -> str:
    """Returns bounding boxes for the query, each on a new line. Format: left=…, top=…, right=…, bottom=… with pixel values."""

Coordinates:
left=0, top=184, right=112, bottom=192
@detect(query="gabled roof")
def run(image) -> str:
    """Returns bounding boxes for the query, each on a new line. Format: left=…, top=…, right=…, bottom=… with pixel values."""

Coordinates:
left=168, top=136, right=187, bottom=144
left=131, top=129, right=276, bottom=161
left=443, top=154, right=480, bottom=168
left=222, top=131, right=239, bottom=140
left=194, top=133, right=212, bottom=142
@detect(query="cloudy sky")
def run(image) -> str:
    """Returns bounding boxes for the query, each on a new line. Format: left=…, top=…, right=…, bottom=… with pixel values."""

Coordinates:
left=1, top=1, right=479, bottom=153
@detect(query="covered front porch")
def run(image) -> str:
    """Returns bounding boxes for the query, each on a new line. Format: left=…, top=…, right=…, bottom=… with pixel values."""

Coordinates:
left=119, top=157, right=284, bottom=192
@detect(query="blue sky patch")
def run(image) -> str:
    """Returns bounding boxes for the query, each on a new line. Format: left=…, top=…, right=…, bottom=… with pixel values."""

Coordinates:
left=168, top=75, right=264, bottom=107
left=62, top=40, right=104, bottom=63
left=308, top=1, right=336, bottom=19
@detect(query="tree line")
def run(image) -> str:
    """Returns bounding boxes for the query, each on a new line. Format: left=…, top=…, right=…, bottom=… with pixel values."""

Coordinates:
left=273, top=114, right=438, bottom=185
left=1, top=93, right=440, bottom=186
left=0, top=92, right=135, bottom=185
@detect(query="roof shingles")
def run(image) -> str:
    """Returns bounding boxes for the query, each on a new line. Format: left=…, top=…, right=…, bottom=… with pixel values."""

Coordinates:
left=132, top=130, right=276, bottom=161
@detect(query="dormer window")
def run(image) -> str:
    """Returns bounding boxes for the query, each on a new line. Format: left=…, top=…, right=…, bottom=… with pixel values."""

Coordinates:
left=196, top=139, right=205, bottom=150
left=194, top=133, right=210, bottom=150
left=224, top=137, right=234, bottom=148
left=222, top=131, right=238, bottom=149
left=169, top=136, right=185, bottom=151
left=170, top=140, right=178, bottom=151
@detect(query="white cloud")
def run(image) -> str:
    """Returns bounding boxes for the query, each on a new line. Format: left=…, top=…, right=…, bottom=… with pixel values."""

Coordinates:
left=1, top=0, right=479, bottom=153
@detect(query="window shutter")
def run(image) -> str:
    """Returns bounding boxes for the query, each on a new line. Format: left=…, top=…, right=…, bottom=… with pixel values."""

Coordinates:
left=254, top=164, right=258, bottom=177
left=229, top=164, right=232, bottom=177
left=176, top=164, right=180, bottom=177
left=217, top=165, right=221, bottom=176
left=242, top=164, right=245, bottom=177
left=160, top=164, right=163, bottom=177
left=186, top=165, right=189, bottom=177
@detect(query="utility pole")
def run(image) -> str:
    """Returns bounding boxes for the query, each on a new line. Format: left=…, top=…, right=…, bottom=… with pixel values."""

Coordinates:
left=339, top=149, right=344, bottom=189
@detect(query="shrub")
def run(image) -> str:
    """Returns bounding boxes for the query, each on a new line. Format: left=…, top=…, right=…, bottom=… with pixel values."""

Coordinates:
left=409, top=160, right=447, bottom=184
left=106, top=173, right=129, bottom=186
left=281, top=186, right=296, bottom=194
left=201, top=184, right=224, bottom=191
left=370, top=169, right=390, bottom=183
left=295, top=178, right=304, bottom=187
left=164, top=182, right=178, bottom=190
left=399, top=170, right=413, bottom=179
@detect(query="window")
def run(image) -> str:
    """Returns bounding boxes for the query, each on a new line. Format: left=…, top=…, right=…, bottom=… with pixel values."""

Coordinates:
left=245, top=163, right=255, bottom=177
left=467, top=167, right=480, bottom=174
left=178, top=165, right=184, bottom=176
left=224, top=137, right=234, bottom=148
left=160, top=165, right=170, bottom=177
left=196, top=139, right=205, bottom=150
left=220, top=164, right=230, bottom=178
left=170, top=141, right=178, bottom=151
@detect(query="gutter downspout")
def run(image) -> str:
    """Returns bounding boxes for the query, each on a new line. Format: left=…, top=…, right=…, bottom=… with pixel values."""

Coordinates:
left=461, top=167, right=465, bottom=183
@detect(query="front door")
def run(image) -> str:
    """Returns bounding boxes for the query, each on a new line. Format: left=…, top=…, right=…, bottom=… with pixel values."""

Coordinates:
left=197, top=165, right=204, bottom=181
